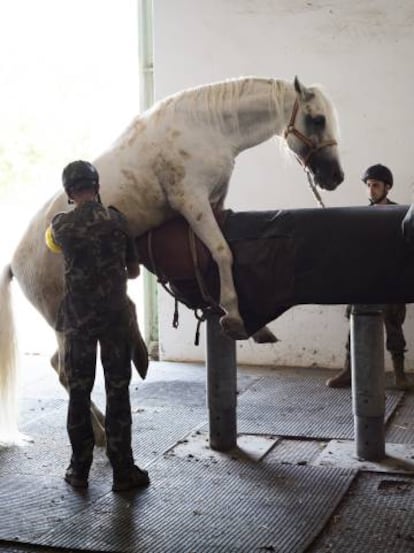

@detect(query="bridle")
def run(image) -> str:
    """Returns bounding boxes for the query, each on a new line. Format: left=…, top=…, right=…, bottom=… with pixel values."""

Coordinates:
left=284, top=99, right=337, bottom=208
left=284, top=100, right=337, bottom=167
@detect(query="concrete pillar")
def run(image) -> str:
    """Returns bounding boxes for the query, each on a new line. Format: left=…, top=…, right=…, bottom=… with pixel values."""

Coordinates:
left=350, top=304, right=386, bottom=461
left=205, top=313, right=237, bottom=451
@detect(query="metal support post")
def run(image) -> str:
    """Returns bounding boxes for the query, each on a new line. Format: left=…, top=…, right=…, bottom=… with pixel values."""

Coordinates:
left=206, top=312, right=237, bottom=451
left=350, top=304, right=385, bottom=461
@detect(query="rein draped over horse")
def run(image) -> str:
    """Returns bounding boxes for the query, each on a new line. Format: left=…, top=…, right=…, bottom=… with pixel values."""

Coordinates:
left=0, top=75, right=344, bottom=445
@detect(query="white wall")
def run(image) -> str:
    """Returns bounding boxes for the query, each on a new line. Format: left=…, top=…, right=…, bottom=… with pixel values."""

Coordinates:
left=153, top=0, right=414, bottom=369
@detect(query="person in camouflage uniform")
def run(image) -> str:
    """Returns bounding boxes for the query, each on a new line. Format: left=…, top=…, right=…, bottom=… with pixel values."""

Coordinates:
left=45, top=160, right=150, bottom=491
left=326, top=164, right=409, bottom=390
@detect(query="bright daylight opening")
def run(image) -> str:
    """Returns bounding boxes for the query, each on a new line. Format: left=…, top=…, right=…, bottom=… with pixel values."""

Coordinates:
left=0, top=0, right=143, bottom=356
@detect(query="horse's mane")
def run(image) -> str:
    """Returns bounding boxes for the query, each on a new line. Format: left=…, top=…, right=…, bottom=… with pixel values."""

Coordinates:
left=155, top=77, right=280, bottom=132
left=112, top=78, right=271, bottom=146
left=156, top=78, right=338, bottom=137
left=113, top=77, right=339, bottom=149
left=162, top=77, right=273, bottom=109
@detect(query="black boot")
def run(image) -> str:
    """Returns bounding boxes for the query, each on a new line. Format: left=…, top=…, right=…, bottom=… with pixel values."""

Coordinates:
left=112, top=465, right=150, bottom=492
left=64, top=462, right=90, bottom=489
left=326, top=356, right=351, bottom=388
left=391, top=353, right=410, bottom=390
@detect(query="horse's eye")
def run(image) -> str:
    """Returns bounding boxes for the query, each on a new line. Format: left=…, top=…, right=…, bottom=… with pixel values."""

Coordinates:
left=313, top=115, right=326, bottom=128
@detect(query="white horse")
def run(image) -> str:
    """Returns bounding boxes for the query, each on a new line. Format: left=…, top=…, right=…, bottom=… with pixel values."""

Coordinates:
left=0, top=76, right=343, bottom=445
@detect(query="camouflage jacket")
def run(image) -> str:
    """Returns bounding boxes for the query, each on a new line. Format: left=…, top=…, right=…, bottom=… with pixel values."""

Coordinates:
left=51, top=200, right=138, bottom=334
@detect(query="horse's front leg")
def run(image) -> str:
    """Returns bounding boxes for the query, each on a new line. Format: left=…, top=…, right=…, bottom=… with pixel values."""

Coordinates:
left=174, top=196, right=247, bottom=340
left=51, top=333, right=106, bottom=447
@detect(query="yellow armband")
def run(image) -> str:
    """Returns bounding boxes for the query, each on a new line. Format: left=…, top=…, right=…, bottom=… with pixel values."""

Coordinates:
left=45, top=225, right=62, bottom=254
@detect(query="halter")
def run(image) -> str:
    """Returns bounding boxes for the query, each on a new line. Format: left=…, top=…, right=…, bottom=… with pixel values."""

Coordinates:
left=284, top=99, right=337, bottom=208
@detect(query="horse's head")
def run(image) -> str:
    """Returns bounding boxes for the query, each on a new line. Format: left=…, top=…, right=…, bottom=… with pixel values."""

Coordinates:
left=284, top=77, right=344, bottom=191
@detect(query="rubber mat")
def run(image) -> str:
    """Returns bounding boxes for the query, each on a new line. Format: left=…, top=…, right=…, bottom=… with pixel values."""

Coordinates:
left=0, top=473, right=107, bottom=544
left=0, top=399, right=208, bottom=480
left=1, top=456, right=356, bottom=553
left=0, top=399, right=73, bottom=480
left=309, top=472, right=414, bottom=553
left=237, top=370, right=403, bottom=439
left=18, top=397, right=65, bottom=426
left=385, top=392, right=414, bottom=444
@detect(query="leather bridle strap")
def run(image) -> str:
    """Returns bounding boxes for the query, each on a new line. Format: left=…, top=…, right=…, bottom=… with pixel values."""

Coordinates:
left=283, top=100, right=337, bottom=168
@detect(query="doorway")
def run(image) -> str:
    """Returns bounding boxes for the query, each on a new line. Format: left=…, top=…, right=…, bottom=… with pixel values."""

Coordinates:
left=0, top=0, right=144, bottom=354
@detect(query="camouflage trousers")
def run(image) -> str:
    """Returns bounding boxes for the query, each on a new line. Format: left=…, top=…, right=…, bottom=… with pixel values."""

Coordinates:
left=64, top=326, right=134, bottom=474
left=345, top=303, right=407, bottom=360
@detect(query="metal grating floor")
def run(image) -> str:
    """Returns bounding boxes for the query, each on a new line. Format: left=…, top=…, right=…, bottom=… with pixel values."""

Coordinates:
left=386, top=393, right=414, bottom=444
left=0, top=400, right=209, bottom=483
left=309, top=472, right=414, bottom=553
left=0, top=454, right=356, bottom=553
left=237, top=368, right=403, bottom=439
left=0, top=357, right=413, bottom=553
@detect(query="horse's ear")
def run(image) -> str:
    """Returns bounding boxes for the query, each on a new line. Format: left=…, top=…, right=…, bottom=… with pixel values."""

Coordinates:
left=294, top=76, right=314, bottom=102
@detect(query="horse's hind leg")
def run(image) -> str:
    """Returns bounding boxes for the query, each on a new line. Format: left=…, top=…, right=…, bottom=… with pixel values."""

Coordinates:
left=51, top=335, right=106, bottom=447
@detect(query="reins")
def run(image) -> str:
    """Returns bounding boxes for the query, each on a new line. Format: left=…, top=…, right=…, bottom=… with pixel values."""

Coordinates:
left=306, top=172, right=325, bottom=208
left=284, top=99, right=337, bottom=208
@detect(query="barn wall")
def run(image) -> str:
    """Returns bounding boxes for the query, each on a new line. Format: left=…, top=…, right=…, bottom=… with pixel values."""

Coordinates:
left=153, top=0, right=414, bottom=369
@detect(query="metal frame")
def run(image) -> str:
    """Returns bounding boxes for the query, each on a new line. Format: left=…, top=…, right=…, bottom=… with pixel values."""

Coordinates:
left=206, top=308, right=388, bottom=461
left=137, top=0, right=159, bottom=355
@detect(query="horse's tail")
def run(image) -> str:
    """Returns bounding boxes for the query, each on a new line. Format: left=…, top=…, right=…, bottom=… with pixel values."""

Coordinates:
left=0, top=264, right=21, bottom=445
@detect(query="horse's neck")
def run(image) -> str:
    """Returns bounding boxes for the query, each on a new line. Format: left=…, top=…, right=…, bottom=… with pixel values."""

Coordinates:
left=106, top=79, right=297, bottom=159
left=219, top=79, right=296, bottom=154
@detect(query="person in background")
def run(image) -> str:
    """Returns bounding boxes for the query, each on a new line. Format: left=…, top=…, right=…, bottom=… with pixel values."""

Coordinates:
left=326, top=164, right=409, bottom=390
left=45, top=160, right=150, bottom=491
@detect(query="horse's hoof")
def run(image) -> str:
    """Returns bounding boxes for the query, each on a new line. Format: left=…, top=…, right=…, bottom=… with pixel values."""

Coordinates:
left=91, top=411, right=106, bottom=447
left=219, top=316, right=248, bottom=340
left=252, top=326, right=279, bottom=344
